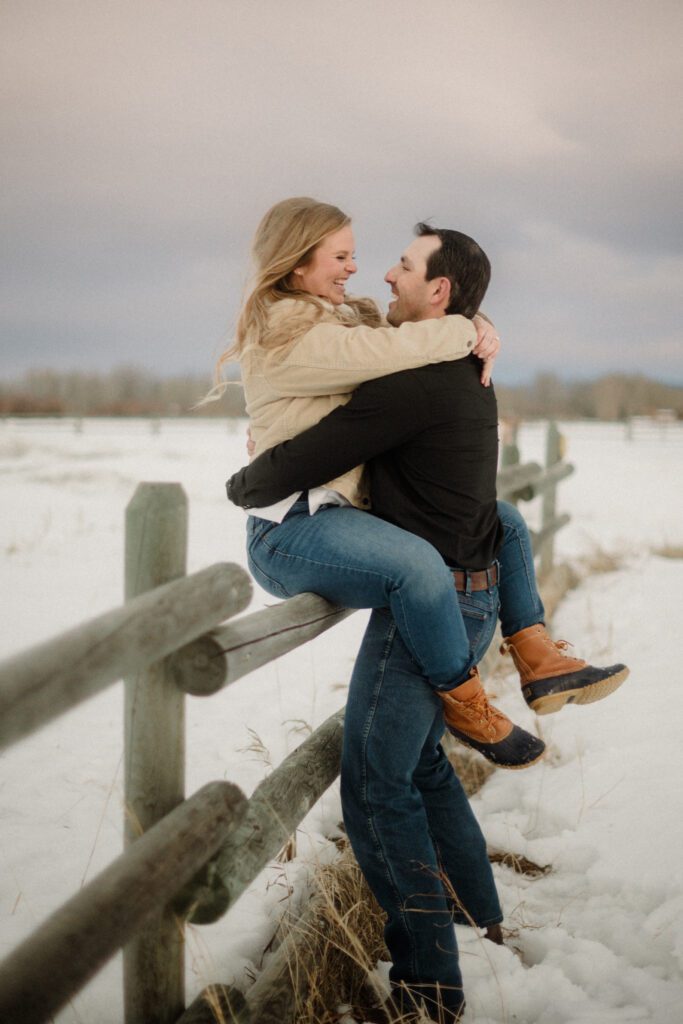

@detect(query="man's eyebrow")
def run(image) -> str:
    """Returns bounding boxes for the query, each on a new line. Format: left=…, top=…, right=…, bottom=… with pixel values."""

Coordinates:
left=400, top=255, right=413, bottom=269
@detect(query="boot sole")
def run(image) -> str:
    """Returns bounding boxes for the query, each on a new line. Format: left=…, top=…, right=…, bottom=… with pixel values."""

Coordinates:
left=458, top=743, right=546, bottom=770
left=526, top=666, right=630, bottom=716
left=446, top=725, right=546, bottom=770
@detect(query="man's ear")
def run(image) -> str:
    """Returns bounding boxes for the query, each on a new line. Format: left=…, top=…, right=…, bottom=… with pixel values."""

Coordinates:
left=429, top=276, right=452, bottom=310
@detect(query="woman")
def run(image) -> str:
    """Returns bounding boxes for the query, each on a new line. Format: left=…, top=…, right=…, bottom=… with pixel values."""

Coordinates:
left=216, top=196, right=544, bottom=768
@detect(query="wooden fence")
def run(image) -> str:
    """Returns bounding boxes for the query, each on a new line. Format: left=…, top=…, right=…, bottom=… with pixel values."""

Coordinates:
left=0, top=423, right=572, bottom=1024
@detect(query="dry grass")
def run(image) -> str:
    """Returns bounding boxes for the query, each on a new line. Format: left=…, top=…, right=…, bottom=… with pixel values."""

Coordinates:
left=242, top=840, right=470, bottom=1024
left=193, top=830, right=548, bottom=1023
left=237, top=751, right=516, bottom=1022
left=273, top=844, right=390, bottom=1023
left=487, top=850, right=550, bottom=877
left=578, top=544, right=622, bottom=575
left=651, top=543, right=683, bottom=559
left=236, top=727, right=273, bottom=769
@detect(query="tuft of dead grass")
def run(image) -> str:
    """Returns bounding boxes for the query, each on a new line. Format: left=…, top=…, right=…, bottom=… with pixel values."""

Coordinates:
left=268, top=844, right=388, bottom=1023
left=203, top=830, right=549, bottom=1023
left=236, top=728, right=273, bottom=769
left=245, top=841, right=457, bottom=1023
left=578, top=545, right=622, bottom=575
left=487, top=850, right=551, bottom=877
left=651, top=543, right=683, bottom=560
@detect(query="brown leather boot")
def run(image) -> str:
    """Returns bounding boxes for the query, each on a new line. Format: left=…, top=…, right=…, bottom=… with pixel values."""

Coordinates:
left=501, top=624, right=629, bottom=715
left=438, top=668, right=545, bottom=769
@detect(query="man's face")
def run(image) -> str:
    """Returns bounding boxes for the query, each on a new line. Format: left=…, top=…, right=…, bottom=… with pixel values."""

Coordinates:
left=384, top=234, right=443, bottom=325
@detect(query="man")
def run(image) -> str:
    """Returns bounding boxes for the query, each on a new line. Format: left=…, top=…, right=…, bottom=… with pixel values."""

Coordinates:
left=228, top=226, right=627, bottom=1022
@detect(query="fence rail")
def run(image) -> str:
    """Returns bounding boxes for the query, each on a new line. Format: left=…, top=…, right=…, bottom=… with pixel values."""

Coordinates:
left=0, top=423, right=573, bottom=1024
left=0, top=562, right=251, bottom=752
left=0, top=783, right=247, bottom=1024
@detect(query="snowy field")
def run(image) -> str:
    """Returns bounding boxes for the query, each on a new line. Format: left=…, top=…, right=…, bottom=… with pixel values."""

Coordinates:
left=1, top=416, right=682, bottom=1023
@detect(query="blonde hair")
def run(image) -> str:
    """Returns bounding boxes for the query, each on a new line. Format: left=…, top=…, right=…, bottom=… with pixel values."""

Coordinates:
left=213, top=197, right=381, bottom=391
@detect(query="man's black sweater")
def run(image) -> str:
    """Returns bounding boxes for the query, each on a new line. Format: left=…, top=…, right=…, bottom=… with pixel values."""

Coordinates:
left=227, top=353, right=503, bottom=570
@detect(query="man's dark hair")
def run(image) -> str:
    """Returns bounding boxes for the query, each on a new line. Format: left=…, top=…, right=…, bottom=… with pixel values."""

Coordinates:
left=415, top=222, right=491, bottom=319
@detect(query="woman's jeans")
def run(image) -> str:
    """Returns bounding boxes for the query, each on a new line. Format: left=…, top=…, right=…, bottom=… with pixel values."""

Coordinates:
left=246, top=497, right=545, bottom=689
left=341, top=592, right=502, bottom=1017
left=247, top=498, right=476, bottom=689
left=496, top=499, right=545, bottom=636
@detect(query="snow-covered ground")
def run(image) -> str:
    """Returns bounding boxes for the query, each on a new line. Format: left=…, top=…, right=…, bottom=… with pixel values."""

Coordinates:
left=1, top=417, right=682, bottom=1023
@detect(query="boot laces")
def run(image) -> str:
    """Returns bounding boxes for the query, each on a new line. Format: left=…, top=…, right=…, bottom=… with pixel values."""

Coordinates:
left=551, top=638, right=573, bottom=656
left=457, top=687, right=505, bottom=734
left=500, top=635, right=575, bottom=657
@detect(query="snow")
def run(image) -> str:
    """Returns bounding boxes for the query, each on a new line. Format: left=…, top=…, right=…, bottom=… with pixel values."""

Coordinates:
left=1, top=416, right=682, bottom=1023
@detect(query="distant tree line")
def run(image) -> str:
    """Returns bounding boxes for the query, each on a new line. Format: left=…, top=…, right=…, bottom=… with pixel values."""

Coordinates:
left=495, top=373, right=683, bottom=421
left=0, top=368, right=246, bottom=418
left=0, top=367, right=681, bottom=421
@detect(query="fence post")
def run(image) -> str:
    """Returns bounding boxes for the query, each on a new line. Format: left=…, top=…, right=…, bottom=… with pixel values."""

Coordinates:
left=124, top=483, right=188, bottom=1024
left=500, top=420, right=521, bottom=474
left=539, top=422, right=562, bottom=578
left=500, top=419, right=534, bottom=504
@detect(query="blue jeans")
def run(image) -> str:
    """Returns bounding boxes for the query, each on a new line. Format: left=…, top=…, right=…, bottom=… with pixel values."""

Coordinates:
left=247, top=498, right=476, bottom=689
left=245, top=498, right=543, bottom=1017
left=496, top=500, right=545, bottom=637
left=341, top=589, right=502, bottom=1019
left=247, top=498, right=544, bottom=685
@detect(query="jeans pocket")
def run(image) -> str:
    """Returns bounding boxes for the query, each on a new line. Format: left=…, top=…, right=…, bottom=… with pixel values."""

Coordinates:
left=246, top=516, right=293, bottom=599
left=247, top=514, right=278, bottom=540
left=247, top=551, right=292, bottom=599
left=458, top=588, right=499, bottom=662
left=458, top=600, right=488, bottom=622
left=458, top=589, right=496, bottom=621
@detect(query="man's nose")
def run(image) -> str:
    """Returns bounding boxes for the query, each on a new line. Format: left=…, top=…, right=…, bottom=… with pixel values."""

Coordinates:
left=384, top=266, right=397, bottom=283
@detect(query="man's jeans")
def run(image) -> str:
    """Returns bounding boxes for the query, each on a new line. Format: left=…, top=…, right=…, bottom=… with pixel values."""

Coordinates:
left=341, top=589, right=502, bottom=1018
left=247, top=498, right=476, bottom=689
left=245, top=497, right=543, bottom=1017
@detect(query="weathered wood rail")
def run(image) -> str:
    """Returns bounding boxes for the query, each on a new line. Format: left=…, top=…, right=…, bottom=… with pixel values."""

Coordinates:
left=0, top=422, right=573, bottom=1024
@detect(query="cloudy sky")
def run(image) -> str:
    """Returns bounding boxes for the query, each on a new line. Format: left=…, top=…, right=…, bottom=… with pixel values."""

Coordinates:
left=2, top=0, right=681, bottom=384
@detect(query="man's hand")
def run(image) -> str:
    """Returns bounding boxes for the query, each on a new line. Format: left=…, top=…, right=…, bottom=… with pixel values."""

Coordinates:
left=472, top=314, right=500, bottom=387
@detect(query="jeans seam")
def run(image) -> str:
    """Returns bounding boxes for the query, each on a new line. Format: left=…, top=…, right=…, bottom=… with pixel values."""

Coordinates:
left=259, top=532, right=410, bottom=589
left=247, top=559, right=292, bottom=598
left=505, top=521, right=543, bottom=634
left=357, top=619, right=424, bottom=979
left=512, top=521, right=537, bottom=606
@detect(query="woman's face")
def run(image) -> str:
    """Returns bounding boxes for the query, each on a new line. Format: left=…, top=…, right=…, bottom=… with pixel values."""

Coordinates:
left=294, top=225, right=357, bottom=305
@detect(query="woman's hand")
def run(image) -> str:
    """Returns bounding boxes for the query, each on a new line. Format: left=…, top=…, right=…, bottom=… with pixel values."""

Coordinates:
left=246, top=426, right=255, bottom=457
left=472, top=314, right=500, bottom=387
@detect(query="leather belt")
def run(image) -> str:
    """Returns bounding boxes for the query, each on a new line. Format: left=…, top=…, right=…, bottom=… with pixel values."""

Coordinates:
left=451, top=563, right=498, bottom=593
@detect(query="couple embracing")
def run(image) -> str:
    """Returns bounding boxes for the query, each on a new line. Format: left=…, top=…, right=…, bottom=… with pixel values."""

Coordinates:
left=219, top=197, right=628, bottom=1023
